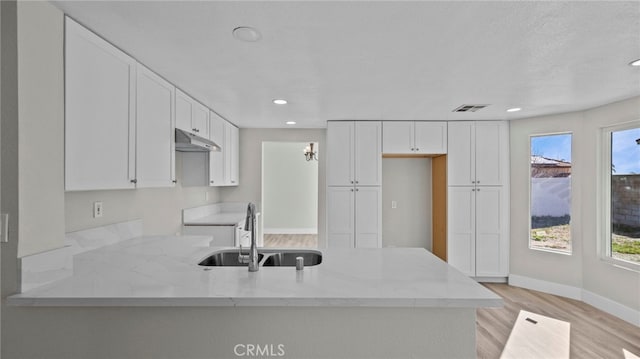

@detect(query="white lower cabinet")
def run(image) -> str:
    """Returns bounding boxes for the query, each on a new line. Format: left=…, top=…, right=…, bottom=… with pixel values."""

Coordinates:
left=327, top=186, right=381, bottom=248
left=447, top=186, right=508, bottom=277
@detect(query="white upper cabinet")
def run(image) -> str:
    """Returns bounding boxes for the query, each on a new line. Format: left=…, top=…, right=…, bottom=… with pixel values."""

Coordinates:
left=184, top=115, right=239, bottom=187
left=447, top=121, right=507, bottom=186
left=65, top=17, right=137, bottom=191
left=327, top=121, right=354, bottom=186
left=135, top=64, right=176, bottom=188
left=227, top=123, right=240, bottom=185
left=208, top=111, right=226, bottom=186
left=192, top=101, right=210, bottom=139
left=383, top=121, right=447, bottom=155
left=474, top=122, right=508, bottom=186
left=382, top=122, right=413, bottom=154
left=414, top=122, right=447, bottom=154
left=354, top=122, right=382, bottom=186
left=175, top=89, right=209, bottom=138
left=327, top=121, right=381, bottom=186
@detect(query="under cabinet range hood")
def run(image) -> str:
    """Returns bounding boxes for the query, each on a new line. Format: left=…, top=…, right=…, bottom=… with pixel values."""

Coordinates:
left=175, top=129, right=221, bottom=152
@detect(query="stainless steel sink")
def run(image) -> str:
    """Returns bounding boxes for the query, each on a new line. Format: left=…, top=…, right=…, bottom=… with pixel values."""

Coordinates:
left=198, top=249, right=322, bottom=267
left=198, top=250, right=264, bottom=266
left=262, top=250, right=323, bottom=267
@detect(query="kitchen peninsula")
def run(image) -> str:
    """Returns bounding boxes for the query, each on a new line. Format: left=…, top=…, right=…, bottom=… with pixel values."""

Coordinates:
left=8, top=232, right=501, bottom=358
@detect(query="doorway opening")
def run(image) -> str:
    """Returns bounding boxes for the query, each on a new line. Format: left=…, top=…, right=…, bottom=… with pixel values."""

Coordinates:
left=261, top=141, right=319, bottom=248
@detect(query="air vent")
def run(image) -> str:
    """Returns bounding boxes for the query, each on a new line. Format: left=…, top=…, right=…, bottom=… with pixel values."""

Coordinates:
left=452, top=104, right=489, bottom=113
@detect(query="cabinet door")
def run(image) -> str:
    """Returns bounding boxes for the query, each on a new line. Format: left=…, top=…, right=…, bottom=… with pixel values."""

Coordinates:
left=355, top=186, right=382, bottom=248
left=175, top=89, right=193, bottom=133
left=327, top=122, right=355, bottom=186
left=382, top=121, right=413, bottom=154
left=229, top=124, right=240, bottom=185
left=354, top=122, right=382, bottom=186
left=65, top=18, right=136, bottom=191
left=327, top=187, right=355, bottom=248
left=135, top=64, right=176, bottom=188
left=475, top=186, right=508, bottom=277
left=192, top=101, right=210, bottom=139
left=447, top=187, right=476, bottom=276
left=208, top=112, right=226, bottom=186
left=415, top=122, right=447, bottom=154
left=447, top=122, right=475, bottom=186
left=475, top=122, right=507, bottom=186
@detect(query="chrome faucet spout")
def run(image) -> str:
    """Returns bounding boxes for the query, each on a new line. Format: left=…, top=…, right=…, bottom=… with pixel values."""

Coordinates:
left=245, top=203, right=259, bottom=272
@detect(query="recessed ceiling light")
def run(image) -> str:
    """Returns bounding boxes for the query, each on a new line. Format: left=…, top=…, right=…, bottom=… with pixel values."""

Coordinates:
left=630, top=59, right=640, bottom=67
left=273, top=99, right=288, bottom=105
left=506, top=107, right=522, bottom=112
left=232, top=26, right=262, bottom=42
left=286, top=121, right=296, bottom=125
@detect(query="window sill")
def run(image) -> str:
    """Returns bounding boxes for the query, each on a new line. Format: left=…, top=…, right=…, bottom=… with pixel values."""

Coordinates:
left=528, top=246, right=572, bottom=256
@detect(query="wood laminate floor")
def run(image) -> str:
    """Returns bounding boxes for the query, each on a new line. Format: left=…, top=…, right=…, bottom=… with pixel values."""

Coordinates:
left=478, top=283, right=640, bottom=359
left=263, top=234, right=318, bottom=248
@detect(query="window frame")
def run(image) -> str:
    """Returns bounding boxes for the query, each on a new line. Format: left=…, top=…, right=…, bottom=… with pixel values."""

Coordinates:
left=600, top=121, right=640, bottom=271
left=528, top=131, right=573, bottom=255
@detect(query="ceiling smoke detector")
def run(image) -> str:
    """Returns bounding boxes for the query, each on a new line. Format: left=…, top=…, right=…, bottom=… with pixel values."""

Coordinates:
left=452, top=104, right=490, bottom=113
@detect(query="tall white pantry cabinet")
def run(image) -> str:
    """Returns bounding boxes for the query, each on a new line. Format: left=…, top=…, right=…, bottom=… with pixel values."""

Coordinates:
left=447, top=121, right=510, bottom=278
left=327, top=121, right=382, bottom=248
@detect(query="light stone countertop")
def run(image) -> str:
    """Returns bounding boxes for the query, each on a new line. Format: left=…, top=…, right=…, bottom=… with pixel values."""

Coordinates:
left=7, top=235, right=502, bottom=308
left=182, top=212, right=247, bottom=226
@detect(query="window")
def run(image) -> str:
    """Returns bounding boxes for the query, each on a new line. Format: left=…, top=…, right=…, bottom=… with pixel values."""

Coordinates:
left=530, top=133, right=572, bottom=253
left=604, top=124, right=640, bottom=266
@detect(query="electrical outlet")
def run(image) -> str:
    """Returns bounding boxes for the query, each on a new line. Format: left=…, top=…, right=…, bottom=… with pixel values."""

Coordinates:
left=205, top=191, right=209, bottom=201
left=391, top=200, right=397, bottom=209
left=93, top=201, right=103, bottom=218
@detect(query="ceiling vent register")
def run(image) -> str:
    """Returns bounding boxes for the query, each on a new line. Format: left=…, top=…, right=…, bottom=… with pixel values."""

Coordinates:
left=452, top=104, right=489, bottom=112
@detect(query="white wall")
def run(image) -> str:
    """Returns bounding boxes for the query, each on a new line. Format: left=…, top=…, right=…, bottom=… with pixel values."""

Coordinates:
left=219, top=129, right=327, bottom=247
left=65, top=152, right=221, bottom=235
left=510, top=96, right=640, bottom=313
left=382, top=158, right=432, bottom=250
left=262, top=142, right=318, bottom=233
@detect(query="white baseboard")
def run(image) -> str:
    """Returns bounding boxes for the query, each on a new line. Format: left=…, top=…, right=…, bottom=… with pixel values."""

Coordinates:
left=263, top=228, right=317, bottom=235
left=508, top=274, right=582, bottom=300
left=509, top=274, right=640, bottom=327
left=474, top=276, right=508, bottom=283
left=582, top=290, right=640, bottom=327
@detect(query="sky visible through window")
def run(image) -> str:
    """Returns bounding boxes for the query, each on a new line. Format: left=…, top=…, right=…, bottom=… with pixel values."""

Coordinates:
left=531, top=134, right=572, bottom=162
left=612, top=128, right=640, bottom=175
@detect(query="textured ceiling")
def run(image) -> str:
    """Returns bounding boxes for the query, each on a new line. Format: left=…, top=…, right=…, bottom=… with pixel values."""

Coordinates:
left=52, top=1, right=640, bottom=128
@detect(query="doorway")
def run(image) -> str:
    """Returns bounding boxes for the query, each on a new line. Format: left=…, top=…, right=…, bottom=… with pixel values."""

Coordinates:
left=261, top=141, right=319, bottom=248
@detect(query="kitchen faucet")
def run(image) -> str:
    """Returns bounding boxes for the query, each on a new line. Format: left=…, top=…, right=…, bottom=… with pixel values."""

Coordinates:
left=239, top=202, right=259, bottom=272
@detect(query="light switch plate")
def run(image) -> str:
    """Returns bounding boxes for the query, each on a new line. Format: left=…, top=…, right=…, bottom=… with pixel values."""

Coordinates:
left=93, top=202, right=103, bottom=218
left=0, top=213, right=8, bottom=243
left=391, top=201, right=397, bottom=209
